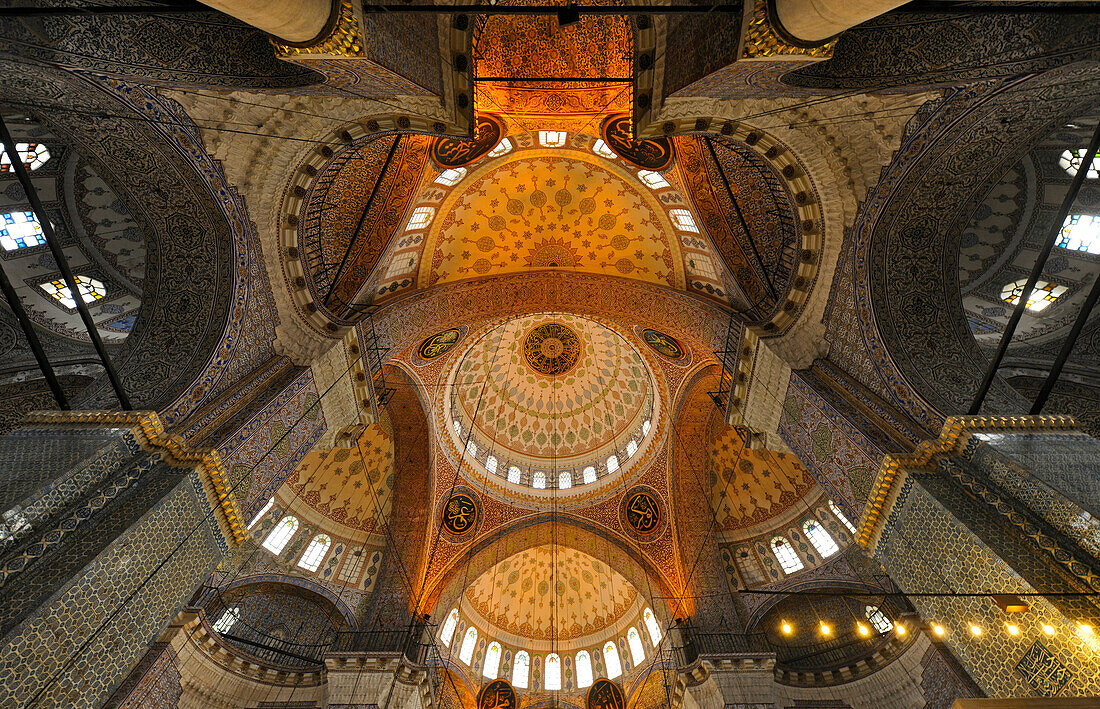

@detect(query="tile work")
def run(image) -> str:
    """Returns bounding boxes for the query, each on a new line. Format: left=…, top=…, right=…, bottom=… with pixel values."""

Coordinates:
left=986, top=432, right=1100, bottom=520
left=101, top=642, right=182, bottom=709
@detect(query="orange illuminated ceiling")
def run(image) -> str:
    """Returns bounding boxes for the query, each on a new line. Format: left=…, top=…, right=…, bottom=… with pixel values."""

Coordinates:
left=473, top=0, right=633, bottom=130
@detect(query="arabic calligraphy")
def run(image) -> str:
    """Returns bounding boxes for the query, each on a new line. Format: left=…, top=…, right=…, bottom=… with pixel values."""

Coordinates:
left=601, top=114, right=673, bottom=171
left=523, top=323, right=581, bottom=376
left=587, top=678, right=626, bottom=709
left=477, top=678, right=517, bottom=709
left=640, top=328, right=684, bottom=360
left=418, top=328, right=462, bottom=361
left=432, top=114, right=504, bottom=168
left=442, top=492, right=478, bottom=536
left=625, top=489, right=662, bottom=535
left=1016, top=641, right=1071, bottom=696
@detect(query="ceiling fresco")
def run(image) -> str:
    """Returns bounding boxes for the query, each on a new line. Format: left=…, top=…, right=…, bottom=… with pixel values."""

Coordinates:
left=709, top=438, right=817, bottom=533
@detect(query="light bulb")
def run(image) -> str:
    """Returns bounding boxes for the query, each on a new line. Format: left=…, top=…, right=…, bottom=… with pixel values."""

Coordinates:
left=1078, top=623, right=1093, bottom=637
left=857, top=623, right=869, bottom=637
left=1006, top=624, right=1019, bottom=636
left=895, top=624, right=906, bottom=636
left=781, top=621, right=792, bottom=635
left=969, top=624, right=982, bottom=636
left=819, top=623, right=831, bottom=636
left=932, top=624, right=945, bottom=637
left=1043, top=624, right=1056, bottom=636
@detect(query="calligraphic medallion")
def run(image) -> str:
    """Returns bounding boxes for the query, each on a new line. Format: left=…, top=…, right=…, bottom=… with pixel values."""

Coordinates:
left=640, top=328, right=685, bottom=360
left=622, top=486, right=663, bottom=538
left=442, top=491, right=479, bottom=538
left=523, top=323, right=581, bottom=376
left=477, top=678, right=518, bottom=709
left=586, top=678, right=626, bottom=709
left=601, top=114, right=673, bottom=171
left=1015, top=641, right=1071, bottom=695
left=431, top=114, right=504, bottom=168
left=418, top=328, right=462, bottom=361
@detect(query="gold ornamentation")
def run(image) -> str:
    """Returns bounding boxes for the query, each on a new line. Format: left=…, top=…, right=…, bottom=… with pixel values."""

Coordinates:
left=624, top=489, right=662, bottom=535
left=442, top=492, right=478, bottom=536
left=477, top=678, right=518, bottom=709
left=641, top=328, right=685, bottom=360
left=272, top=0, right=364, bottom=58
left=587, top=678, right=626, bottom=709
left=741, top=2, right=836, bottom=60
left=419, top=328, right=462, bottom=361
left=523, top=323, right=581, bottom=376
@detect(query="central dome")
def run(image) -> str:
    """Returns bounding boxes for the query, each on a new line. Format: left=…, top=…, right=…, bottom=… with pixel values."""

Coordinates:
left=447, top=313, right=654, bottom=490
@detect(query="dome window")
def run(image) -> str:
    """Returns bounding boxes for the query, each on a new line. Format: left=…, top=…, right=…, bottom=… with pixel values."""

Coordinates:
left=1059, top=148, right=1100, bottom=179
left=0, top=142, right=50, bottom=172
left=669, top=208, right=699, bottom=233
left=592, top=139, right=617, bottom=159
left=297, top=534, right=332, bottom=572
left=1001, top=278, right=1067, bottom=313
left=435, top=167, right=467, bottom=186
left=603, top=641, right=622, bottom=679
left=1057, top=214, right=1100, bottom=254
left=544, top=653, right=561, bottom=689
left=261, top=515, right=299, bottom=555
left=866, top=605, right=894, bottom=633
left=488, top=138, right=513, bottom=157
left=575, top=650, right=593, bottom=687
left=539, top=131, right=567, bottom=148
left=40, top=275, right=106, bottom=310
left=440, top=608, right=460, bottom=646
left=803, top=520, right=839, bottom=558
left=627, top=627, right=645, bottom=664
left=770, top=536, right=804, bottom=574
left=405, top=206, right=435, bottom=231
left=582, top=465, right=597, bottom=484
left=0, top=211, right=46, bottom=251
left=507, top=465, right=522, bottom=484
left=828, top=500, right=857, bottom=534
left=459, top=627, right=477, bottom=664
left=558, top=471, right=572, bottom=489
left=483, top=642, right=502, bottom=679
left=512, top=651, right=530, bottom=688
left=637, top=170, right=671, bottom=190
left=212, top=606, right=240, bottom=634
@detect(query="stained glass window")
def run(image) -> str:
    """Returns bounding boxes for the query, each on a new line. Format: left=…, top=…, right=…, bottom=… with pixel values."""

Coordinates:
left=603, top=641, right=622, bottom=679
left=246, top=497, right=274, bottom=530
left=297, top=534, right=331, bottom=572
left=803, top=520, right=839, bottom=558
left=435, top=167, right=467, bottom=186
left=575, top=650, right=593, bottom=687
left=339, top=546, right=365, bottom=583
left=583, top=466, right=597, bottom=484
left=637, top=170, right=670, bottom=190
left=1001, top=278, right=1067, bottom=312
left=39, top=276, right=106, bottom=310
left=483, top=642, right=502, bottom=679
left=627, top=627, right=645, bottom=664
left=212, top=607, right=240, bottom=634
left=1, top=211, right=46, bottom=251
left=770, top=536, right=804, bottom=574
left=0, top=142, right=50, bottom=172
left=545, top=653, right=561, bottom=689
left=1059, top=148, right=1100, bottom=179
left=558, top=471, right=572, bottom=489
left=643, top=607, right=662, bottom=646
left=440, top=608, right=460, bottom=646
left=669, top=209, right=699, bottom=233
left=508, top=466, right=522, bottom=484
left=532, top=471, right=546, bottom=489
left=539, top=131, right=567, bottom=148
left=1057, top=214, right=1100, bottom=254
left=405, top=206, right=435, bottom=231
left=488, top=138, right=513, bottom=157
left=513, top=650, right=530, bottom=688
left=262, top=515, right=299, bottom=555
left=866, top=605, right=894, bottom=633
left=592, top=139, right=617, bottom=159
left=459, top=627, right=477, bottom=664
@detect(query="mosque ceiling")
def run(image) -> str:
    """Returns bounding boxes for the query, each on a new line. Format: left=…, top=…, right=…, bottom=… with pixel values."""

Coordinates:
left=709, top=437, right=816, bottom=533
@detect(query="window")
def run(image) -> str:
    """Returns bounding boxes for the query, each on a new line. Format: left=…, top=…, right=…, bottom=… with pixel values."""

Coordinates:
left=459, top=627, right=477, bottom=664
left=246, top=497, right=274, bottom=530
left=866, top=605, right=894, bottom=633
left=465, top=439, right=478, bottom=457
left=0, top=142, right=50, bottom=172
left=338, top=546, right=365, bottom=583
left=513, top=650, right=530, bottom=688
left=638, top=170, right=671, bottom=190
left=582, top=465, right=597, bottom=484
left=592, top=139, right=617, bottom=159
left=435, top=167, right=467, bottom=186
left=39, top=276, right=106, bottom=310
left=405, top=206, right=435, bottom=231
left=297, top=533, right=332, bottom=571
left=802, top=520, right=839, bottom=558
left=532, top=471, right=546, bottom=489
left=483, top=642, right=502, bottom=679
left=643, top=608, right=662, bottom=646
left=212, top=606, right=240, bottom=634
left=669, top=208, right=699, bottom=233
left=1001, top=278, right=1067, bottom=313
left=453, top=419, right=462, bottom=436
left=545, top=653, right=561, bottom=690
left=1059, top=148, right=1100, bottom=179
left=689, top=255, right=718, bottom=280
left=1057, top=214, right=1100, bottom=254
left=0, top=211, right=46, bottom=251
left=383, top=253, right=418, bottom=278
left=770, top=536, right=804, bottom=574
left=558, top=471, right=572, bottom=489
left=603, top=642, right=622, bottom=679
left=262, top=515, right=299, bottom=555
left=486, top=455, right=498, bottom=474
left=488, top=138, right=513, bottom=157
left=539, top=131, right=567, bottom=148
left=627, top=628, right=645, bottom=665
left=575, top=650, right=593, bottom=687
left=508, top=465, right=522, bottom=484
left=606, top=455, right=620, bottom=473
left=829, top=500, right=857, bottom=534
left=440, top=608, right=460, bottom=646
left=642, top=419, right=651, bottom=437
left=626, top=439, right=638, bottom=457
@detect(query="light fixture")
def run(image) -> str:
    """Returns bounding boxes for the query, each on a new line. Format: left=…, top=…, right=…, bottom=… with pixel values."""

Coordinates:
left=1043, top=624, right=1056, bottom=636
left=819, top=622, right=831, bottom=636
left=970, top=624, right=982, bottom=636
left=932, top=624, right=946, bottom=637
left=1006, top=624, right=1019, bottom=636
left=556, top=3, right=580, bottom=27
left=781, top=621, right=792, bottom=635
left=1078, top=623, right=1093, bottom=637
left=895, top=623, right=906, bottom=636
left=857, top=623, right=870, bottom=637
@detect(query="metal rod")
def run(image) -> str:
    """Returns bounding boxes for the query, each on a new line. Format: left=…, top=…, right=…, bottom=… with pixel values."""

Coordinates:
left=1029, top=261, right=1100, bottom=414
left=968, top=119, right=1100, bottom=415
left=0, top=115, right=131, bottom=409
left=0, top=262, right=69, bottom=409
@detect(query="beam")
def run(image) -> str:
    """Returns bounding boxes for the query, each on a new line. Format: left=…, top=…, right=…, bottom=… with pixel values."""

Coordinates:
left=0, top=263, right=68, bottom=409
left=1029, top=264, right=1100, bottom=414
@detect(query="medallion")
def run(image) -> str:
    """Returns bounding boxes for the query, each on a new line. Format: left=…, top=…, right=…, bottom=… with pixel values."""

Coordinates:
left=640, top=328, right=685, bottom=360
left=432, top=114, right=504, bottom=168
left=477, top=678, right=518, bottom=709
left=587, top=678, right=626, bottom=709
left=442, top=491, right=479, bottom=537
left=623, top=487, right=663, bottom=536
left=418, top=328, right=462, bottom=361
left=523, top=322, right=581, bottom=376
left=601, top=114, right=673, bottom=171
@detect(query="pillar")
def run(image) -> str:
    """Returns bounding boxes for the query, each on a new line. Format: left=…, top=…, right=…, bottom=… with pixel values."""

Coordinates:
left=771, top=0, right=908, bottom=45
left=197, top=0, right=334, bottom=44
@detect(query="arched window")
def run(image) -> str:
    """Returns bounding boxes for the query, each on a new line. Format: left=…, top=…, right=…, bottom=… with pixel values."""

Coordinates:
left=485, top=455, right=498, bottom=474
left=643, top=608, right=662, bottom=646
left=339, top=546, right=366, bottom=583
left=440, top=608, right=460, bottom=646
left=459, top=627, right=477, bottom=664
left=583, top=466, right=597, bottom=484
left=297, top=534, right=332, bottom=572
left=489, top=138, right=513, bottom=157
left=483, top=642, right=502, bottom=679
left=558, top=471, right=572, bottom=489
left=512, top=650, right=530, bottom=688
left=39, top=275, right=106, bottom=309
left=770, top=536, right=804, bottom=574
left=802, top=520, right=839, bottom=558
left=575, top=650, right=593, bottom=687
left=1001, top=278, right=1067, bottom=313
left=453, top=419, right=462, bottom=436
left=405, top=206, right=435, bottom=231
left=539, top=130, right=567, bottom=148
left=1057, top=214, right=1100, bottom=254
left=508, top=466, right=522, bottom=484
left=545, top=653, right=561, bottom=690
left=1059, top=148, right=1100, bottom=179
left=866, top=605, right=894, bottom=633
left=246, top=497, right=274, bottom=530
left=669, top=208, right=699, bottom=233
left=637, top=170, right=671, bottom=190
left=606, top=455, right=619, bottom=473
left=603, top=641, right=622, bottom=679
left=465, top=439, right=477, bottom=457
left=592, top=139, right=617, bottom=159
left=642, top=419, right=651, bottom=437
left=532, top=471, right=546, bottom=489
left=0, top=211, right=46, bottom=251
left=262, top=515, right=299, bottom=555
left=627, top=627, right=645, bottom=665
left=626, top=439, right=638, bottom=457
left=828, top=500, right=858, bottom=534
left=212, top=606, right=239, bottom=634
left=0, top=142, right=50, bottom=172
left=435, top=167, right=467, bottom=186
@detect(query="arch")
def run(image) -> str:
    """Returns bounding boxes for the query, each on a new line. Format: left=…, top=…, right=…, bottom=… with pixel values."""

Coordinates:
left=262, top=516, right=299, bottom=555
left=627, top=627, right=645, bottom=664
left=770, top=536, right=804, bottom=575
left=297, top=534, right=332, bottom=571
left=544, top=653, right=561, bottom=690
left=802, top=520, right=838, bottom=558
left=483, top=641, right=502, bottom=679
left=643, top=608, right=662, bottom=646
left=458, top=627, right=477, bottom=665
left=602, top=641, right=622, bottom=679
left=512, top=650, right=530, bottom=688
left=440, top=608, right=460, bottom=646
left=575, top=650, right=593, bottom=687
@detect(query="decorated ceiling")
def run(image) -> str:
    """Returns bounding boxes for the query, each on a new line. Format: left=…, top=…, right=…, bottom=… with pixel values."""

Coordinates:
left=709, top=437, right=817, bottom=533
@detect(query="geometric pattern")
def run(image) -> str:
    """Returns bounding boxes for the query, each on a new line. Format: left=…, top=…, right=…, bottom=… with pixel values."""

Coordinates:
left=709, top=438, right=816, bottom=532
